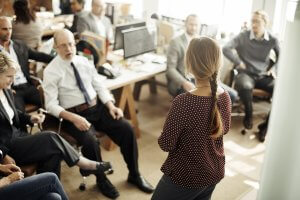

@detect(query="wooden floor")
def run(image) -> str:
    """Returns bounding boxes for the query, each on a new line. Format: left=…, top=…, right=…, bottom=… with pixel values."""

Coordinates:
left=60, top=74, right=270, bottom=200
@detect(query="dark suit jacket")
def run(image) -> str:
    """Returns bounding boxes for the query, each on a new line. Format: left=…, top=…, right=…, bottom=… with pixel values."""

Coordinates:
left=12, top=40, right=54, bottom=85
left=0, top=89, right=31, bottom=157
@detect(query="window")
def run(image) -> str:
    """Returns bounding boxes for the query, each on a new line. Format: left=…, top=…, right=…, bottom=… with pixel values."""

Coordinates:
left=158, top=0, right=252, bottom=35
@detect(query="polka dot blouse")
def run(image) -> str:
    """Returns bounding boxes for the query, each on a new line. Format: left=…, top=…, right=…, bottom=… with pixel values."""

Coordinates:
left=158, top=91, right=232, bottom=189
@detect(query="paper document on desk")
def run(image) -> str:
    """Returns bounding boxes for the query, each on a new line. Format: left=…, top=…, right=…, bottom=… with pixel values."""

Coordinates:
left=129, top=62, right=158, bottom=73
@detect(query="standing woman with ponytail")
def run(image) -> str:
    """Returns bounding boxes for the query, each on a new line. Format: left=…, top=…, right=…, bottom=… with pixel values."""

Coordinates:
left=152, top=37, right=232, bottom=200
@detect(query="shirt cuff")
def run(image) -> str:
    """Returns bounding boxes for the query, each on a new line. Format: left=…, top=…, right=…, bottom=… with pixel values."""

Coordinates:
left=52, top=107, right=65, bottom=118
left=100, top=95, right=115, bottom=105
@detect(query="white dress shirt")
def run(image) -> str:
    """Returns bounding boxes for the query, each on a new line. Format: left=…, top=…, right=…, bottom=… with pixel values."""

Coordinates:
left=91, top=14, right=114, bottom=42
left=43, top=55, right=114, bottom=118
left=0, top=90, right=14, bottom=125
left=91, top=13, right=107, bottom=38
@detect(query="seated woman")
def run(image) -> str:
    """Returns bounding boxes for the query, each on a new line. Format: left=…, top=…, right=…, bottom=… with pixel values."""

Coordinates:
left=0, top=163, right=68, bottom=200
left=12, top=0, right=43, bottom=49
left=0, top=51, right=111, bottom=180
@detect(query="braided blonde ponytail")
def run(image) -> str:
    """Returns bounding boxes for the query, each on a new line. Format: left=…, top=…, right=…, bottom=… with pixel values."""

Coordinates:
left=185, top=37, right=224, bottom=139
left=209, top=72, right=223, bottom=139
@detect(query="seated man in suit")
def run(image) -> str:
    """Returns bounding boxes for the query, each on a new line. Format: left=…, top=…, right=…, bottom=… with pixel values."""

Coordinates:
left=76, top=0, right=113, bottom=43
left=0, top=16, right=53, bottom=112
left=223, top=10, right=280, bottom=130
left=166, top=14, right=199, bottom=97
left=43, top=29, right=154, bottom=199
left=166, top=14, right=238, bottom=102
left=69, top=0, right=87, bottom=33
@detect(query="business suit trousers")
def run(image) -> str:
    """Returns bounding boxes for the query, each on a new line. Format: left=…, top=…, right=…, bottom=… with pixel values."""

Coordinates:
left=61, top=102, right=140, bottom=179
left=235, top=72, right=274, bottom=119
left=13, top=83, right=42, bottom=112
left=9, top=131, right=80, bottom=178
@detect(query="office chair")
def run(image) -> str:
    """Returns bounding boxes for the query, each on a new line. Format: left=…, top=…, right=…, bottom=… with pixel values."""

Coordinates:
left=38, top=86, right=113, bottom=191
left=230, top=51, right=276, bottom=135
left=76, top=39, right=100, bottom=67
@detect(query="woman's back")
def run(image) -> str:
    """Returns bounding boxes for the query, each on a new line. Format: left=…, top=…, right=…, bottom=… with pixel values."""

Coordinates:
left=158, top=91, right=231, bottom=188
left=12, top=19, right=43, bottom=49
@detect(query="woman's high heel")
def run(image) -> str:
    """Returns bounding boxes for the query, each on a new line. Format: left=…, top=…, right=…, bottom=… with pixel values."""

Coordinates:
left=80, top=161, right=113, bottom=176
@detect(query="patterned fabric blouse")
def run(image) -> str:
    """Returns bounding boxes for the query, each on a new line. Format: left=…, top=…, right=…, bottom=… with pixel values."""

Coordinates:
left=159, top=91, right=231, bottom=188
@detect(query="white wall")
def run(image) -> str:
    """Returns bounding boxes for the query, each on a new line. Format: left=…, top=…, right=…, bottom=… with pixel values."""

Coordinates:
left=258, top=2, right=300, bottom=199
left=142, top=0, right=159, bottom=22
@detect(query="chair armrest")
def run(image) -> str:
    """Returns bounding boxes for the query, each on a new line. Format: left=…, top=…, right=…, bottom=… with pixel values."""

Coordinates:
left=30, top=75, right=43, bottom=87
left=42, top=113, right=63, bottom=134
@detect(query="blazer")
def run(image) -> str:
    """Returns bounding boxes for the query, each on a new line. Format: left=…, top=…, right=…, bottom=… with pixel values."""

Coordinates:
left=12, top=40, right=53, bottom=85
left=76, top=13, right=113, bottom=41
left=0, top=89, right=31, bottom=157
left=166, top=34, right=189, bottom=96
left=69, top=11, right=88, bottom=33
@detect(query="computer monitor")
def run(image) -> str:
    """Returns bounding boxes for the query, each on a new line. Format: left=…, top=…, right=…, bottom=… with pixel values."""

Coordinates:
left=122, top=26, right=156, bottom=59
left=113, top=21, right=146, bottom=51
left=199, top=24, right=218, bottom=39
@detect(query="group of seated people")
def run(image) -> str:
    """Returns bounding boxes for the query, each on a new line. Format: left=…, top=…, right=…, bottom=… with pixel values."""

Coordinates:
left=0, top=0, right=279, bottom=199
left=0, top=0, right=154, bottom=199
left=166, top=11, right=279, bottom=142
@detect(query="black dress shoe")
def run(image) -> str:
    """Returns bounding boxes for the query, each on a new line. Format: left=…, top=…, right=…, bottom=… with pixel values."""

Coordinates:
left=127, top=175, right=154, bottom=193
left=97, top=177, right=120, bottom=199
left=80, top=161, right=112, bottom=176
left=257, top=127, right=267, bottom=142
left=243, top=116, right=253, bottom=130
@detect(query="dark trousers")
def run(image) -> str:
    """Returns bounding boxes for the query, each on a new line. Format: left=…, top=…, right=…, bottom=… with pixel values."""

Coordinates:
left=9, top=131, right=80, bottom=178
left=0, top=172, right=68, bottom=200
left=13, top=83, right=41, bottom=112
left=61, top=102, right=140, bottom=180
left=234, top=72, right=274, bottom=119
left=152, top=175, right=216, bottom=200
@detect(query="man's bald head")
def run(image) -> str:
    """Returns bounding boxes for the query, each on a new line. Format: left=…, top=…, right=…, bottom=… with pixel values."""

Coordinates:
left=54, top=29, right=76, bottom=60
left=0, top=17, right=12, bottom=44
left=54, top=29, right=74, bottom=45
left=0, top=16, right=11, bottom=24
left=92, top=0, right=106, bottom=17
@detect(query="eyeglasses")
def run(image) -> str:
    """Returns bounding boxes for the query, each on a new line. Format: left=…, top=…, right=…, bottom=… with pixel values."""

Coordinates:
left=56, top=42, right=75, bottom=49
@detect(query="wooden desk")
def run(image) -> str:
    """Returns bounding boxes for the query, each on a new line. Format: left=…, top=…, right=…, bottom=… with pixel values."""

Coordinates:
left=101, top=58, right=166, bottom=150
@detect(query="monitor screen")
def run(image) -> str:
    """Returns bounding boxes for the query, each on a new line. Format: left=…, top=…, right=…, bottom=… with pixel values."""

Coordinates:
left=123, top=26, right=156, bottom=59
left=199, top=24, right=218, bottom=39
left=113, top=21, right=146, bottom=51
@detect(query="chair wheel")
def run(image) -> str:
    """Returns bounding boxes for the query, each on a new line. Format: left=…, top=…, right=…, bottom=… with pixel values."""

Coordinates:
left=79, top=183, right=86, bottom=191
left=241, top=129, right=246, bottom=135
left=106, top=169, right=114, bottom=175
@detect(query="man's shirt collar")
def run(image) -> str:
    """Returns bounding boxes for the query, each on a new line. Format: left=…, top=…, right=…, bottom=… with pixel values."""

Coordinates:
left=250, top=30, right=269, bottom=41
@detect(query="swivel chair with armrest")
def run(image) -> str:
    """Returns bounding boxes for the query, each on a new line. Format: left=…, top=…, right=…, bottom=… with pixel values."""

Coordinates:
left=37, top=86, right=113, bottom=191
left=76, top=39, right=100, bottom=67
left=230, top=50, right=276, bottom=136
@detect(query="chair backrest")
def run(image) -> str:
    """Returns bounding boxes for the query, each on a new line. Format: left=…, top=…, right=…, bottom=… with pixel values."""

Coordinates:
left=76, top=40, right=100, bottom=66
